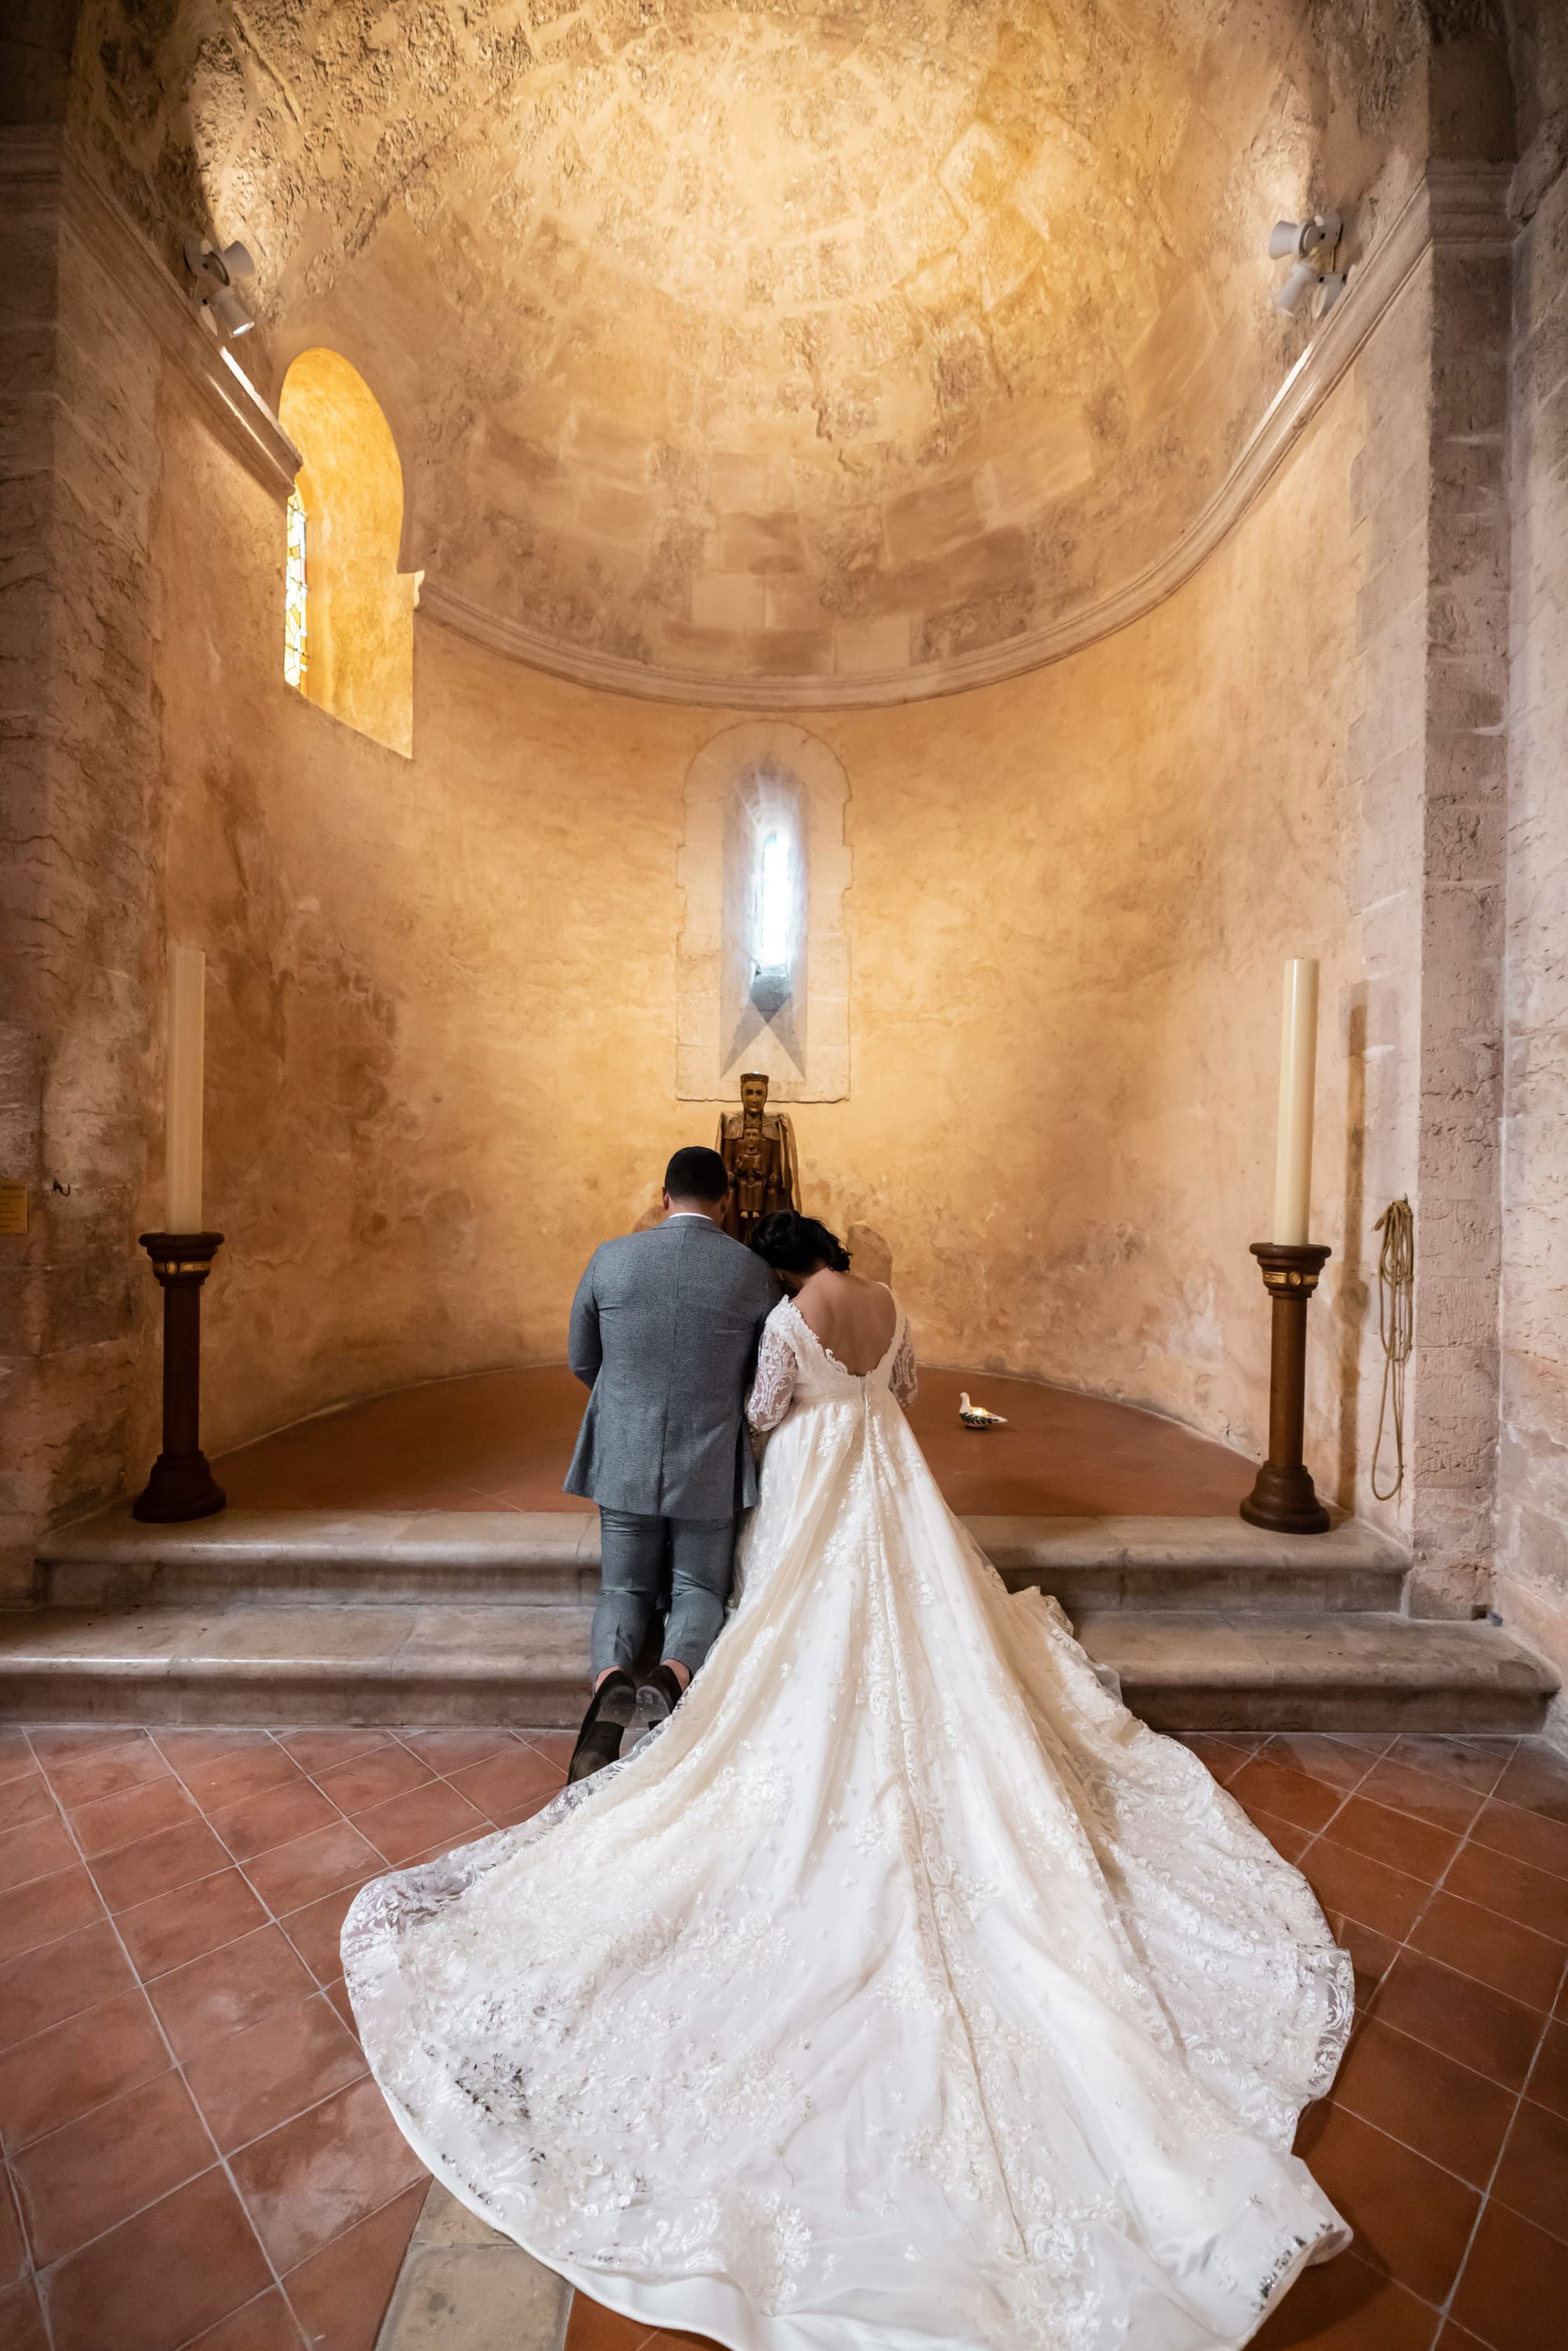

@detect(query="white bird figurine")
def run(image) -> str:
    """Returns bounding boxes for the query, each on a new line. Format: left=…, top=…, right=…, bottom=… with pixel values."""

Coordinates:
left=959, top=1391, right=1008, bottom=1430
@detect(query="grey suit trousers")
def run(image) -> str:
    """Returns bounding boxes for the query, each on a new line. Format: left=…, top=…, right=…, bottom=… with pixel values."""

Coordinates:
left=592, top=1509, right=737, bottom=1679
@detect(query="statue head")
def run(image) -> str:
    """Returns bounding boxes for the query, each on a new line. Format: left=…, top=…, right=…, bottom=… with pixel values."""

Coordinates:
left=740, top=1072, right=769, bottom=1118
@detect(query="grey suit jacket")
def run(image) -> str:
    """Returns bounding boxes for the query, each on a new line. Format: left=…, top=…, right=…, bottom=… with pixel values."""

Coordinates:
left=564, top=1216, right=781, bottom=1518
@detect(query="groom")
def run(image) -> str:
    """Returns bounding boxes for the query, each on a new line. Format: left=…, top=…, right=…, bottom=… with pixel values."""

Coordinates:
left=563, top=1144, right=780, bottom=1782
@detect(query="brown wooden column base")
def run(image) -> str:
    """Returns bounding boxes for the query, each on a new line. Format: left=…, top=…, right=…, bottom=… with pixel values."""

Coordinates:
left=132, top=1232, right=227, bottom=1524
left=1239, top=1240, right=1332, bottom=1537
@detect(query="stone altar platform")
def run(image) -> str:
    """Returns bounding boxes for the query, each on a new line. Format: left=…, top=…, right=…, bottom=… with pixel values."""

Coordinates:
left=209, top=1364, right=1259, bottom=1521
left=7, top=1506, right=1552, bottom=1735
left=2, top=1370, right=1555, bottom=1734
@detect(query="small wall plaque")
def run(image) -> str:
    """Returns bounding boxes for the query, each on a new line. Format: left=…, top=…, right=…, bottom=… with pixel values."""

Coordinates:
left=0, top=1181, right=28, bottom=1236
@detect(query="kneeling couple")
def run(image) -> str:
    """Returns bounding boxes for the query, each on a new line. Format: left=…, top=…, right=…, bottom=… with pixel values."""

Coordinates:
left=562, top=1140, right=894, bottom=1782
left=344, top=1137, right=1355, bottom=2350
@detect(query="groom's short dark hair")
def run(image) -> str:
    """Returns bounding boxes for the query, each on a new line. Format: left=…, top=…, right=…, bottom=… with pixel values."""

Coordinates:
left=665, top=1146, right=729, bottom=1201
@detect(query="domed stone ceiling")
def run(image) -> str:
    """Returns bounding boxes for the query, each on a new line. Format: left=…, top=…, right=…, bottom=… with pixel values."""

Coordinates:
left=82, top=0, right=1425, bottom=699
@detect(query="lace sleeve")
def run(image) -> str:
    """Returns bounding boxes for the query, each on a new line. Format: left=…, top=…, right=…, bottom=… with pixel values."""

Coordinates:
left=890, top=1322, right=918, bottom=1408
left=746, top=1317, right=799, bottom=1432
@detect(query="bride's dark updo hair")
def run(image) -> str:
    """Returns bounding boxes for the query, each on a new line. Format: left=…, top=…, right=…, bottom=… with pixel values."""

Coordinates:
left=750, top=1212, right=851, bottom=1275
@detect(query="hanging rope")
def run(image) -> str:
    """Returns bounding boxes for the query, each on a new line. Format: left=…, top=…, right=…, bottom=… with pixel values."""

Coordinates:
left=1370, top=1197, right=1414, bottom=1500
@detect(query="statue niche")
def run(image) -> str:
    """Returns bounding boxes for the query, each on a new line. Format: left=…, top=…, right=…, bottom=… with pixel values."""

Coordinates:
left=717, top=1072, right=800, bottom=1246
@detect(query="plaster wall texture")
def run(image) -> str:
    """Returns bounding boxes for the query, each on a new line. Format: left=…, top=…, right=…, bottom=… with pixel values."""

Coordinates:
left=68, top=0, right=1438, bottom=698
left=1498, top=144, right=1568, bottom=1681
left=145, top=297, right=1429, bottom=1553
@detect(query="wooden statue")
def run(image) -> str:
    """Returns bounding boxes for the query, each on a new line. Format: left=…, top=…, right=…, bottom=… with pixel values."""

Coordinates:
left=716, top=1072, right=800, bottom=1245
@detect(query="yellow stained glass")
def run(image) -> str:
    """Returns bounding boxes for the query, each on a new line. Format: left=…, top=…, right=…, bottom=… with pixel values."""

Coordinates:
left=284, top=487, right=307, bottom=689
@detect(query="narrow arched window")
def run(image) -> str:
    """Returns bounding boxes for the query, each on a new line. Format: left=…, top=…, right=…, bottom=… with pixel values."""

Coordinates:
left=278, top=349, right=415, bottom=755
left=727, top=761, right=808, bottom=1067
left=678, top=721, right=850, bottom=1106
left=756, top=829, right=793, bottom=978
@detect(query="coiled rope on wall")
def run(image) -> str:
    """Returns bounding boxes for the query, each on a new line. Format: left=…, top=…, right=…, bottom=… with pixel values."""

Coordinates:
left=1370, top=1197, right=1414, bottom=1501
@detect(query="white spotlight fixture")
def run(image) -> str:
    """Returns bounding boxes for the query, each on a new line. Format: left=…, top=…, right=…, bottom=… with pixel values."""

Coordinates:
left=1274, top=258, right=1320, bottom=315
left=184, top=234, right=256, bottom=338
left=1268, top=213, right=1346, bottom=318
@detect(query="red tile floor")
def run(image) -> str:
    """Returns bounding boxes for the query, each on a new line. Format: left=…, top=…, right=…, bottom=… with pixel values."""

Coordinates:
left=3, top=1724, right=1566, bottom=2351
left=216, top=1364, right=1256, bottom=1519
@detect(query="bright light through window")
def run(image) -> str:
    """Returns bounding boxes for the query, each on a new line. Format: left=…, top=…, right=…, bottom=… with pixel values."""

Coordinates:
left=757, top=830, right=791, bottom=972
left=284, top=487, right=307, bottom=690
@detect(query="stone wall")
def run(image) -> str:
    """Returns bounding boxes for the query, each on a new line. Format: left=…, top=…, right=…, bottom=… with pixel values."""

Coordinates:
left=145, top=290, right=1429, bottom=1547
left=5, top=107, right=1548, bottom=1633
left=0, top=132, right=165, bottom=1604
left=1409, top=187, right=1515, bottom=1621
left=1344, top=265, right=1431, bottom=1553
left=1497, top=116, right=1568, bottom=1680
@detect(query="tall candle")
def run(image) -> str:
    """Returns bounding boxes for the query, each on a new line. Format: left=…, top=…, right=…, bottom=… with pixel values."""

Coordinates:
left=165, top=946, right=205, bottom=1233
left=1272, top=957, right=1319, bottom=1245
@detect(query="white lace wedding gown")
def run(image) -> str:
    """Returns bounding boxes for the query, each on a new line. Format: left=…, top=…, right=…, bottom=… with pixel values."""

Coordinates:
left=344, top=1300, right=1352, bottom=2351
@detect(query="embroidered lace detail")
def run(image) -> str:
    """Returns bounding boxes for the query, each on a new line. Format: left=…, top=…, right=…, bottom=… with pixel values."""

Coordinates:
left=889, top=1324, right=918, bottom=1408
left=345, top=1288, right=1352, bottom=2349
left=745, top=1314, right=800, bottom=1433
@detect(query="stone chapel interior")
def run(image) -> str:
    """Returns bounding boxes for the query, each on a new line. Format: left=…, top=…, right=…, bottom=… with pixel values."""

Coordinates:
left=3, top=0, right=1566, bottom=1749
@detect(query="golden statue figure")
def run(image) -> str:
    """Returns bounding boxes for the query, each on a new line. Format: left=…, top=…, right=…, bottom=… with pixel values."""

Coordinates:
left=717, top=1072, right=800, bottom=1245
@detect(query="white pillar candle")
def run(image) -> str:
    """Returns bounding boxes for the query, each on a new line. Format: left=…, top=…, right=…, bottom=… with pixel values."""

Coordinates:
left=1272, top=957, right=1319, bottom=1245
left=165, top=946, right=205, bottom=1233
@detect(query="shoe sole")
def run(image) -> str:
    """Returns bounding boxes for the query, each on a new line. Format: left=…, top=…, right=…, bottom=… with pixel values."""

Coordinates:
left=568, top=1683, right=637, bottom=1782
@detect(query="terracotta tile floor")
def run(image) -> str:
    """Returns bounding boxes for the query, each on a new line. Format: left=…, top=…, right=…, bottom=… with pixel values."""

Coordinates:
left=0, top=1720, right=570, bottom=2351
left=3, top=1727, right=1566, bottom=2350
left=217, top=1364, right=1255, bottom=1518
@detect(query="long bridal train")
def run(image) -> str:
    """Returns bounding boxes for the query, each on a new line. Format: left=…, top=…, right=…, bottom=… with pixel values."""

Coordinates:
left=345, top=1304, right=1352, bottom=2351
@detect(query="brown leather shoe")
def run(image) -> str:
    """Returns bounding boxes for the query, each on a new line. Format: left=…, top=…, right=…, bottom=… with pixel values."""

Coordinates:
left=568, top=1669, right=637, bottom=1783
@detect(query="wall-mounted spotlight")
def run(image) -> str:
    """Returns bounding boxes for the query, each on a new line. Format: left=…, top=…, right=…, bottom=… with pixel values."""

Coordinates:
left=184, top=235, right=256, bottom=338
left=1269, top=213, right=1347, bottom=321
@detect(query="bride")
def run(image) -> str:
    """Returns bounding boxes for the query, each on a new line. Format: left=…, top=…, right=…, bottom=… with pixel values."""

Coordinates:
left=343, top=1212, right=1352, bottom=2351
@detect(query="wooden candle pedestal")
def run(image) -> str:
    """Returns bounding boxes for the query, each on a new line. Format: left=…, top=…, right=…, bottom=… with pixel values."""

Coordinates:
left=1240, top=1240, right=1332, bottom=1536
left=132, top=1232, right=227, bottom=1523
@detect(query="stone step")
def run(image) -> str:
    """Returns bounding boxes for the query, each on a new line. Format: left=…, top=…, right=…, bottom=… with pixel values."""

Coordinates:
left=0, top=1602, right=594, bottom=1728
left=1076, top=1612, right=1556, bottom=1734
left=0, top=1600, right=1552, bottom=1733
left=34, top=1506, right=1410, bottom=1614
left=978, top=1514, right=1408, bottom=1612
left=34, top=1510, right=600, bottom=1609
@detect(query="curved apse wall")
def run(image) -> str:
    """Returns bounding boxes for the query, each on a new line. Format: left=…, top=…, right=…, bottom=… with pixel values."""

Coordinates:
left=150, top=255, right=1424, bottom=1532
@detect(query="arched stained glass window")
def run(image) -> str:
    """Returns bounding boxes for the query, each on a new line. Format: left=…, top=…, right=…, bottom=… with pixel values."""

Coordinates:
left=283, top=487, right=307, bottom=690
